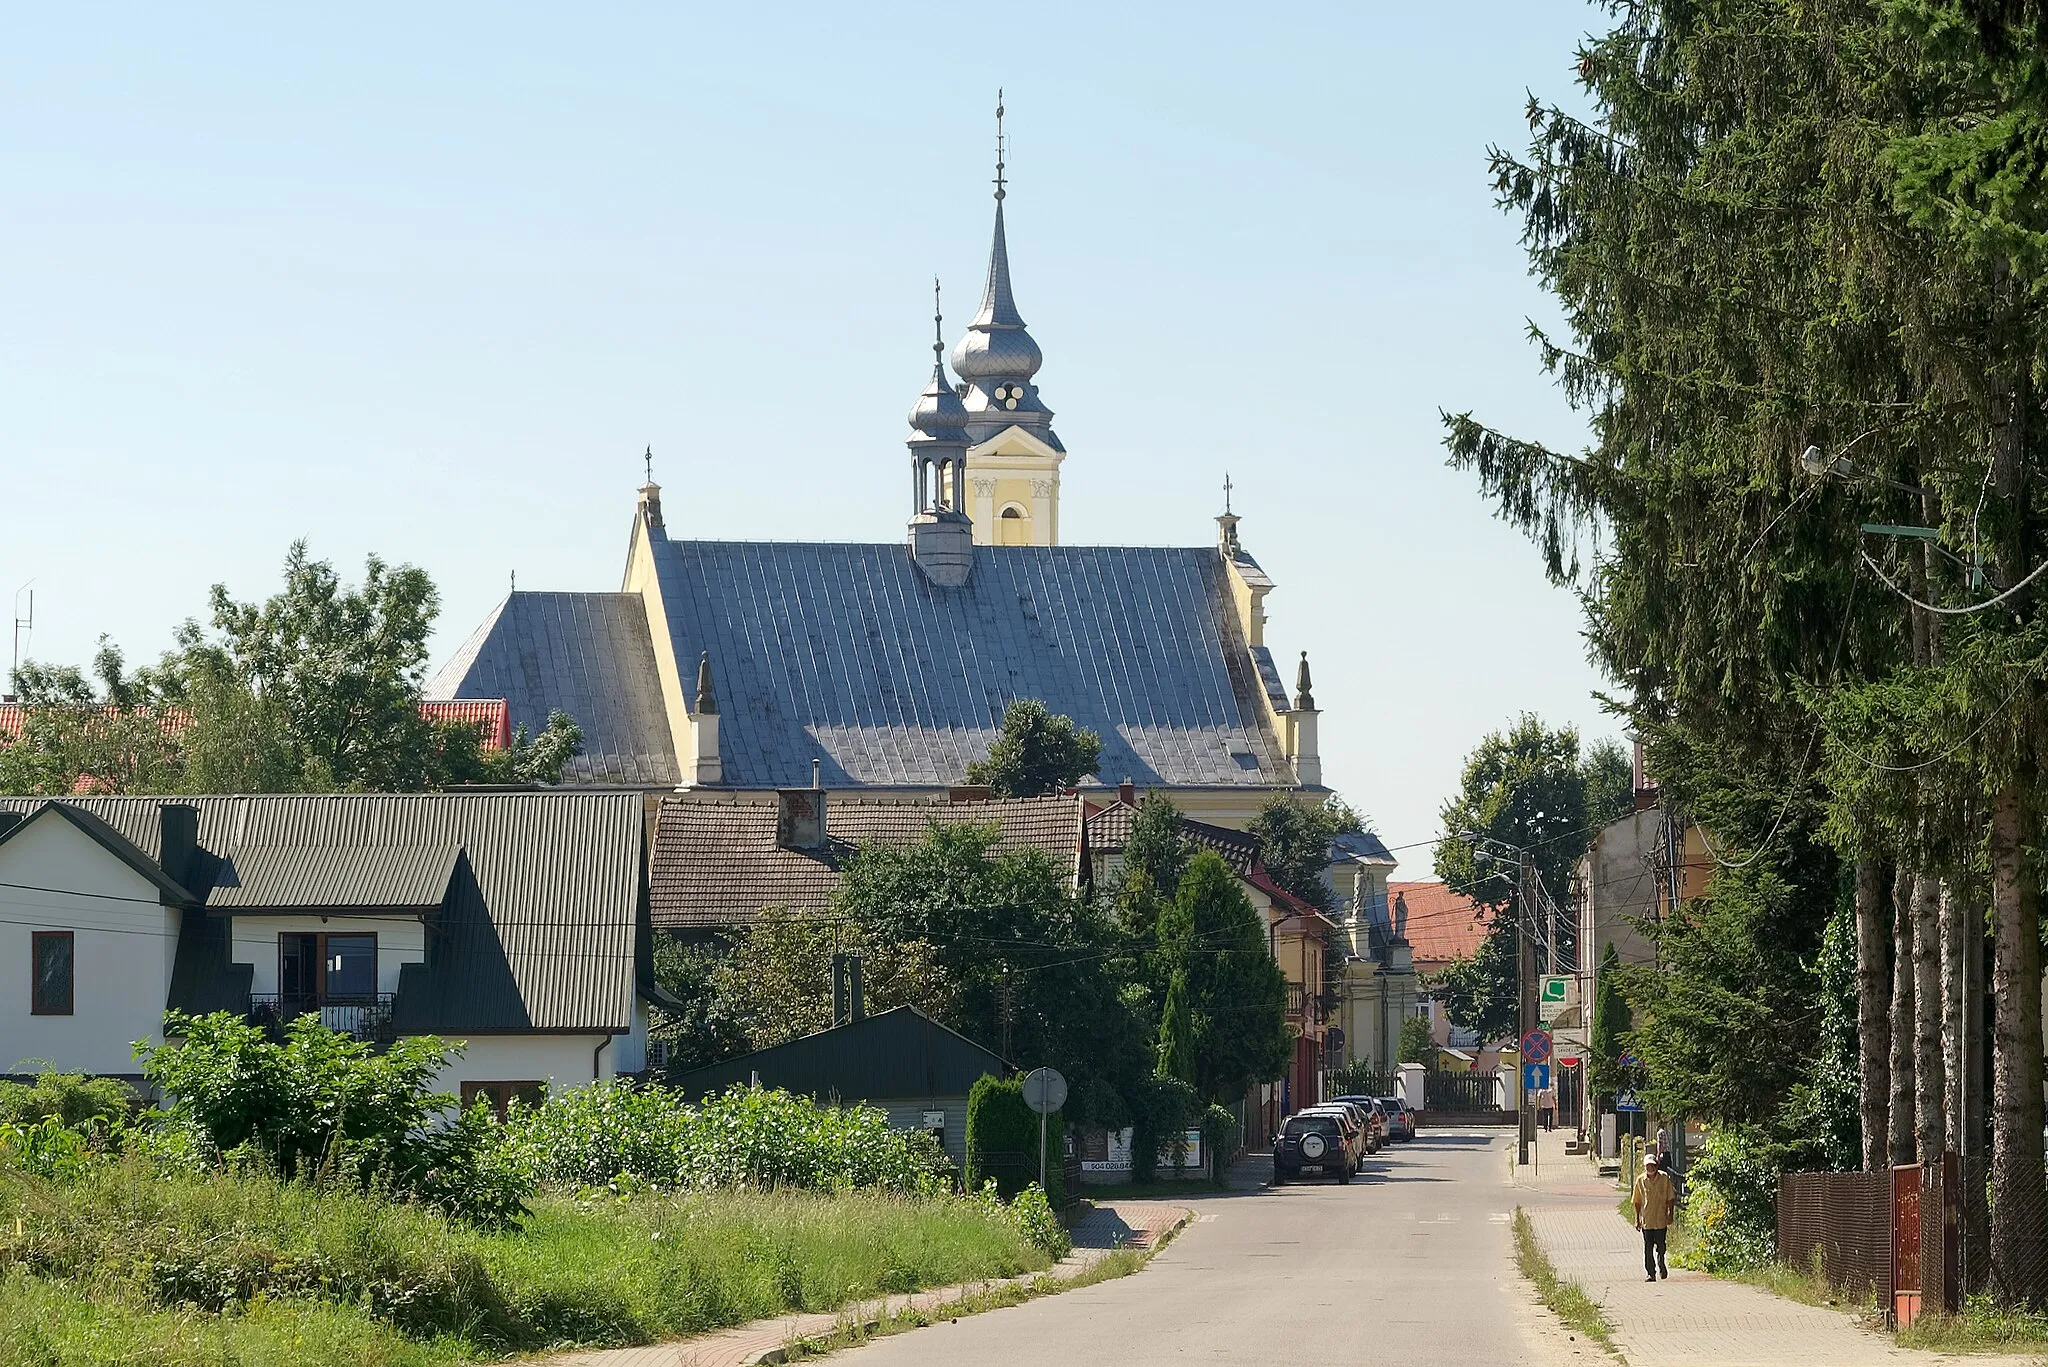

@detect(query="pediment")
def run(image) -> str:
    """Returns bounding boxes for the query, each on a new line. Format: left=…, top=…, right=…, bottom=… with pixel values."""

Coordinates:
left=967, top=427, right=1064, bottom=463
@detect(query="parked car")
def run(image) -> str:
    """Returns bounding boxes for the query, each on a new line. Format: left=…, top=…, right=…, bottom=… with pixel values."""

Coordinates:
left=1330, top=1095, right=1387, bottom=1152
left=1378, top=1096, right=1416, bottom=1142
left=1310, top=1101, right=1375, bottom=1156
left=1298, top=1104, right=1368, bottom=1166
left=1274, top=1111, right=1354, bottom=1184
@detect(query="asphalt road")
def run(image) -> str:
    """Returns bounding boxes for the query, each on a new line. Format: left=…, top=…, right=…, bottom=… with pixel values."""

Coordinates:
left=830, top=1128, right=1559, bottom=1366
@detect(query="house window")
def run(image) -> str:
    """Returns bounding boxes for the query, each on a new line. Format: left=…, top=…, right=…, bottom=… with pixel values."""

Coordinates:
left=279, top=932, right=378, bottom=1006
left=31, top=931, right=73, bottom=1016
left=461, top=1080, right=545, bottom=1122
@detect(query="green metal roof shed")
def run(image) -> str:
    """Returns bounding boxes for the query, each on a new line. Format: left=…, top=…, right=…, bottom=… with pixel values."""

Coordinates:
left=671, top=1006, right=1012, bottom=1104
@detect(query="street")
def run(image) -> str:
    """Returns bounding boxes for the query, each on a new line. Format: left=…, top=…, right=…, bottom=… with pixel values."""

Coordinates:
left=831, top=1128, right=1563, bottom=1366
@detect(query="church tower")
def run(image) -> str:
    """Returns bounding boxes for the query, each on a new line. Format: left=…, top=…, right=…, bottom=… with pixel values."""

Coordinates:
left=951, top=93, right=1064, bottom=547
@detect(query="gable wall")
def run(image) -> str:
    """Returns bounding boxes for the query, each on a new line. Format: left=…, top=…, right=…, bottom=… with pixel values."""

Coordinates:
left=0, top=815, right=177, bottom=1075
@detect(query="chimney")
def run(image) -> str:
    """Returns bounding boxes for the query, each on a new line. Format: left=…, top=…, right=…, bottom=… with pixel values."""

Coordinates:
left=776, top=785, right=827, bottom=851
left=832, top=952, right=849, bottom=1025
left=848, top=953, right=865, bottom=1022
left=689, top=652, right=722, bottom=786
left=1117, top=776, right=1135, bottom=807
left=157, top=803, right=199, bottom=891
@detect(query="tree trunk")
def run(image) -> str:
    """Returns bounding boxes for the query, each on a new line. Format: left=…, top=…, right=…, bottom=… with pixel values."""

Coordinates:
left=1857, top=857, right=1891, bottom=1173
left=1988, top=782, right=2046, bottom=1307
left=1891, top=865, right=1918, bottom=1167
left=1915, top=873, right=1945, bottom=1163
left=1944, top=881, right=1967, bottom=1146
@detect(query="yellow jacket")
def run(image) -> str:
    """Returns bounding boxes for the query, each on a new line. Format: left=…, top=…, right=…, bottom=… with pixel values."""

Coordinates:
left=1634, top=1170, right=1677, bottom=1230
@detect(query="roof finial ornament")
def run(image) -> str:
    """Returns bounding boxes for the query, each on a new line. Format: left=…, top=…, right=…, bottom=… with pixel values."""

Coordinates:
left=1223, top=471, right=1234, bottom=515
left=644, top=445, right=653, bottom=485
left=695, top=651, right=717, bottom=715
left=994, top=90, right=1006, bottom=203
left=1295, top=651, right=1316, bottom=711
left=933, top=276, right=945, bottom=364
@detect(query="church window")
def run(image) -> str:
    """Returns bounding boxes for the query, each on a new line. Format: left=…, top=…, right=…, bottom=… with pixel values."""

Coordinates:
left=997, top=504, right=1031, bottom=546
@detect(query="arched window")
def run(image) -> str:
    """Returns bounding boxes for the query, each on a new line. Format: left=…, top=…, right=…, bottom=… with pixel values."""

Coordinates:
left=997, top=503, right=1031, bottom=546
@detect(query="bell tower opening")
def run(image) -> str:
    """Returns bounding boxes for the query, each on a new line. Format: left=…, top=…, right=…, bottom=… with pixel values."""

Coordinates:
left=996, top=503, right=1032, bottom=546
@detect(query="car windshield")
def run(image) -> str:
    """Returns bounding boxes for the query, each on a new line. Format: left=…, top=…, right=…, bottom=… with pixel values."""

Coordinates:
left=1381, top=1098, right=1404, bottom=1112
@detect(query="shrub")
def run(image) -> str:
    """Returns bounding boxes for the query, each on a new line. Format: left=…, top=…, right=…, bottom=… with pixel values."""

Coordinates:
left=1673, top=1126, right=1781, bottom=1274
left=1128, top=1074, right=1200, bottom=1182
left=1002, top=1183, right=1071, bottom=1259
left=965, top=1075, right=1063, bottom=1207
left=0, top=1118, right=98, bottom=1182
left=501, top=1081, right=950, bottom=1194
left=0, top=1072, right=135, bottom=1132
left=1200, top=1103, right=1241, bottom=1171
left=138, top=1013, right=515, bottom=1226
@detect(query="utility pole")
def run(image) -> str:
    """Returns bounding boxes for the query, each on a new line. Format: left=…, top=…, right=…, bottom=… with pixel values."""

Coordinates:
left=1519, top=848, right=1536, bottom=1167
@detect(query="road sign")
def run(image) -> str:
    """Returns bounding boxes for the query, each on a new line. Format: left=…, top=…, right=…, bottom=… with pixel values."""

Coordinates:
left=1022, top=1067, right=1068, bottom=1115
left=1523, top=1063, right=1550, bottom=1093
left=1520, top=1029, right=1553, bottom=1065
left=1616, top=1090, right=1643, bottom=1113
left=1539, top=975, right=1571, bottom=1021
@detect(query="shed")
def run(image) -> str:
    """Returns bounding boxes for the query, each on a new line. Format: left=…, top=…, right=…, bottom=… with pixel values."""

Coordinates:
left=669, top=1006, right=1013, bottom=1166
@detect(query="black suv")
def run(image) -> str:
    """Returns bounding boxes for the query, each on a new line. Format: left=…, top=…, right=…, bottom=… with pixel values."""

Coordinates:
left=1273, top=1112, right=1353, bottom=1184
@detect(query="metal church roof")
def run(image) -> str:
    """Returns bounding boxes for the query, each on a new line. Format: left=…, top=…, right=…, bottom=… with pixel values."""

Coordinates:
left=425, top=591, right=678, bottom=787
left=650, top=540, right=1292, bottom=790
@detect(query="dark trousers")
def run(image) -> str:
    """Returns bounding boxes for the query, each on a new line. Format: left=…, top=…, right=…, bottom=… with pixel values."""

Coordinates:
left=1642, top=1226, right=1668, bottom=1277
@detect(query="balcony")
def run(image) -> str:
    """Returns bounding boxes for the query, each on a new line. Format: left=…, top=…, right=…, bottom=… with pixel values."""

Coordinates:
left=247, top=993, right=398, bottom=1044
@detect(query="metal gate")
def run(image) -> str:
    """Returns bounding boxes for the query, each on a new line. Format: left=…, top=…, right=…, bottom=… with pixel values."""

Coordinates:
left=1423, top=1069, right=1500, bottom=1112
left=1893, top=1156, right=1958, bottom=1329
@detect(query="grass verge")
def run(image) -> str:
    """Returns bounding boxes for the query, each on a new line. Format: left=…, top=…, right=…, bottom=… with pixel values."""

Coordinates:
left=0, top=1158, right=1051, bottom=1366
left=1895, top=1296, right=2048, bottom=1355
left=1513, top=1207, right=1624, bottom=1361
left=781, top=1217, right=1185, bottom=1361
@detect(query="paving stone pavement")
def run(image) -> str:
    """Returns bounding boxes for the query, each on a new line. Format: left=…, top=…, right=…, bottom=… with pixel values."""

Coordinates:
left=535, top=1199, right=1191, bottom=1367
left=1516, top=1132, right=2042, bottom=1367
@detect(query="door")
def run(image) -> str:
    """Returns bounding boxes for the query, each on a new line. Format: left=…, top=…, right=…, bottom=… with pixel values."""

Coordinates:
left=279, top=933, right=319, bottom=1013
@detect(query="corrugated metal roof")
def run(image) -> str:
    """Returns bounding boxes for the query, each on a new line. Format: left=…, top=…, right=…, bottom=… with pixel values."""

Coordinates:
left=669, top=1006, right=1012, bottom=1102
left=205, top=843, right=461, bottom=911
left=424, top=592, right=678, bottom=786
left=651, top=541, right=1292, bottom=790
left=0, top=793, right=645, bottom=1033
left=651, top=793, right=1081, bottom=928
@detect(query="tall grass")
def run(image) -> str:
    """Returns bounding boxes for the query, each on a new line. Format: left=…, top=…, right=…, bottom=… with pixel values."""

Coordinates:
left=0, top=1156, right=1049, bottom=1365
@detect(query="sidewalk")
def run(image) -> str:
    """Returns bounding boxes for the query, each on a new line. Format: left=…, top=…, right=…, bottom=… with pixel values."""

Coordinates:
left=1512, top=1128, right=2039, bottom=1367
left=536, top=1198, right=1191, bottom=1367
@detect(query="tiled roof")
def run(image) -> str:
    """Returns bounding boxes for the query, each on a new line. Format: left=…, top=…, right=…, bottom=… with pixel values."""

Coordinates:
left=0, top=792, right=645, bottom=1033
left=3, top=702, right=510, bottom=750
left=1388, top=880, right=1496, bottom=968
left=421, top=699, right=511, bottom=749
left=423, top=592, right=676, bottom=786
left=650, top=541, right=1291, bottom=789
left=650, top=793, right=1082, bottom=928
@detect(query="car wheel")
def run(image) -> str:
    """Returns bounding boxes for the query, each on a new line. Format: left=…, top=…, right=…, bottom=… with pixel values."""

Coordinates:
left=1273, top=1167, right=1288, bottom=1184
left=1337, top=1164, right=1353, bottom=1184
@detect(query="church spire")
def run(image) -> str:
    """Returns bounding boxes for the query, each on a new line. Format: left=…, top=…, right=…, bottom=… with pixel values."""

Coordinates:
left=951, top=92, right=1055, bottom=449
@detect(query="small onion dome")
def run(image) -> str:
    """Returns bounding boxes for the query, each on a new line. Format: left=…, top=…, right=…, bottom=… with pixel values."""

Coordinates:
left=907, top=364, right=970, bottom=441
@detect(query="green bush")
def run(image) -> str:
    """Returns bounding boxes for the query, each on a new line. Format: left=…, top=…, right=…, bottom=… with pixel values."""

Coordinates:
left=501, top=1082, right=950, bottom=1195
left=0, top=1073, right=135, bottom=1132
left=1672, top=1126, right=1781, bottom=1274
left=1128, top=1074, right=1201, bottom=1182
left=1200, top=1103, right=1240, bottom=1172
left=964, top=1076, right=1063, bottom=1207
left=140, top=1013, right=517, bottom=1226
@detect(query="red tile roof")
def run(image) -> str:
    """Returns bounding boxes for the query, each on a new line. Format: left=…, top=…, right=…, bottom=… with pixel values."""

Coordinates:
left=1388, top=881, right=1496, bottom=969
left=2, top=700, right=511, bottom=750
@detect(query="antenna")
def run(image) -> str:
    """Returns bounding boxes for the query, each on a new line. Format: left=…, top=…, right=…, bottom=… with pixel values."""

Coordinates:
left=9, top=581, right=31, bottom=694
left=994, top=90, right=1006, bottom=202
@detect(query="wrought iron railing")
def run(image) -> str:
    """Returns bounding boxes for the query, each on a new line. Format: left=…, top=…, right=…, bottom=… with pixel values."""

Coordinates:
left=247, top=993, right=398, bottom=1044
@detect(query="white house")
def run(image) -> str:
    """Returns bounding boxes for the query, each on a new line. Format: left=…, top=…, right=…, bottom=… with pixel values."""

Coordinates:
left=0, top=791, right=665, bottom=1111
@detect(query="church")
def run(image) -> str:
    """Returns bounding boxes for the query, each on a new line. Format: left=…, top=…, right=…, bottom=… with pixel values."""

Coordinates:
left=426, top=107, right=1329, bottom=832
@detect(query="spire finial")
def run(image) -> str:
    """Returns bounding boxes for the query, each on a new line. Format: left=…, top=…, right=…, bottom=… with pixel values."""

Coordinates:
left=1296, top=650, right=1316, bottom=711
left=933, top=276, right=944, bottom=364
left=1223, top=471, right=1234, bottom=515
left=643, top=445, right=653, bottom=485
left=994, top=90, right=1006, bottom=203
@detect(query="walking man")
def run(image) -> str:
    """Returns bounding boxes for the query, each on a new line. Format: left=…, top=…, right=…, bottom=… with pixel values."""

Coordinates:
left=1633, top=1152, right=1676, bottom=1281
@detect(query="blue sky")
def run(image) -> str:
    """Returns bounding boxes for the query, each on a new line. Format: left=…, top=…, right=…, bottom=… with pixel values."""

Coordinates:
left=1, top=1, right=1616, bottom=860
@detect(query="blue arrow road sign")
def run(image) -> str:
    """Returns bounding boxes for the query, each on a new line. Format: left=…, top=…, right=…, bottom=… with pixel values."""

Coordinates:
left=1523, top=1063, right=1550, bottom=1093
